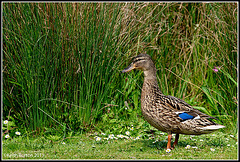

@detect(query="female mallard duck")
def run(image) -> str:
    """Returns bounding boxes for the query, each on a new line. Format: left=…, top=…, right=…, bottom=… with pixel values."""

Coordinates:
left=122, top=53, right=225, bottom=150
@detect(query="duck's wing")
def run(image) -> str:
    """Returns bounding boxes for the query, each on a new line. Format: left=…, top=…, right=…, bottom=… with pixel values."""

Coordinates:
left=159, top=95, right=217, bottom=120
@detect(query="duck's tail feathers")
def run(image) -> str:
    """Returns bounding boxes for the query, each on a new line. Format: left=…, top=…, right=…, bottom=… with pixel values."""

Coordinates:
left=200, top=125, right=225, bottom=130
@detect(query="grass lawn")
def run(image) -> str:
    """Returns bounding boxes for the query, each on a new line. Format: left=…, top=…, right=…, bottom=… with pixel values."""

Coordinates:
left=2, top=132, right=238, bottom=160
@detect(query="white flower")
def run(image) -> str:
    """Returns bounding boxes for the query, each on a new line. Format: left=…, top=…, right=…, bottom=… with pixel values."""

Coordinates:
left=95, top=136, right=101, bottom=141
left=226, top=138, right=229, bottom=141
left=62, top=142, right=66, bottom=144
left=15, top=131, right=21, bottom=135
left=230, top=135, right=234, bottom=138
left=108, top=134, right=114, bottom=139
left=185, top=145, right=191, bottom=149
left=152, top=140, right=157, bottom=144
left=101, top=133, right=106, bottom=135
left=125, top=131, right=130, bottom=136
left=199, top=139, right=204, bottom=142
left=160, top=132, right=165, bottom=135
left=210, top=148, right=215, bottom=151
left=3, top=120, right=8, bottom=124
left=166, top=149, right=171, bottom=153
left=227, top=144, right=230, bottom=147
left=192, top=146, right=198, bottom=149
left=117, top=134, right=124, bottom=138
left=130, top=127, right=134, bottom=131
left=135, top=136, right=140, bottom=140
left=5, top=134, right=10, bottom=138
left=123, top=135, right=129, bottom=139
left=103, top=137, right=109, bottom=140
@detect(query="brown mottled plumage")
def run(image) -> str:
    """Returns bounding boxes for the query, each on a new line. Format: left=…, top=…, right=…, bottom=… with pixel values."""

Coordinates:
left=122, top=53, right=225, bottom=149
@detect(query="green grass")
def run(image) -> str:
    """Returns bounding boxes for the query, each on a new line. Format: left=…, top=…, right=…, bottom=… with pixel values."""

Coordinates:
left=2, top=131, right=238, bottom=160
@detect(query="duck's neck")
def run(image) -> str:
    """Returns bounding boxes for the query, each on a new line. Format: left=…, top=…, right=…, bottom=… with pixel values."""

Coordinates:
left=141, top=71, right=163, bottom=111
left=142, top=77, right=160, bottom=92
left=142, top=68, right=163, bottom=94
left=143, top=67, right=157, bottom=80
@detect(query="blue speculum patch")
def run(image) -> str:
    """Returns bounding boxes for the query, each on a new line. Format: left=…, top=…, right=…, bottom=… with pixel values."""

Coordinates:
left=179, top=112, right=194, bottom=120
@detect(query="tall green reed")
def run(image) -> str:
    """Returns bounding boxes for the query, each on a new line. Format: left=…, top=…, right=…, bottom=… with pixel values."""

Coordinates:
left=3, top=3, right=125, bottom=132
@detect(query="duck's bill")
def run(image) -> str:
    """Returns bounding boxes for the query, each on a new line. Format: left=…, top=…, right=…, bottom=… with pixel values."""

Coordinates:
left=122, top=64, right=135, bottom=73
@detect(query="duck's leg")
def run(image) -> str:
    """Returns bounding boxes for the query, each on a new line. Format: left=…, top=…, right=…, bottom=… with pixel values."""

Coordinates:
left=167, top=134, right=172, bottom=149
left=173, top=133, right=179, bottom=148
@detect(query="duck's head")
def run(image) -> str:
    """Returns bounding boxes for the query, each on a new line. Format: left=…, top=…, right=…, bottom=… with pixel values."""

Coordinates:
left=122, top=53, right=157, bottom=79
